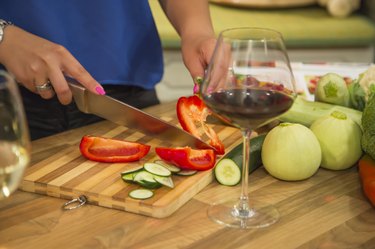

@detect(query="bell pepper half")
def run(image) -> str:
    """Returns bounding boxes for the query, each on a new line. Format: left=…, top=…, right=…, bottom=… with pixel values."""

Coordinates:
left=155, top=146, right=216, bottom=171
left=176, top=95, right=225, bottom=155
left=79, top=135, right=151, bottom=163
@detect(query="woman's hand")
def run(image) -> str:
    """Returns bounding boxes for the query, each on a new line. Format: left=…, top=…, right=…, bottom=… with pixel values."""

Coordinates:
left=0, top=25, right=105, bottom=105
left=181, top=35, right=217, bottom=85
left=158, top=0, right=216, bottom=87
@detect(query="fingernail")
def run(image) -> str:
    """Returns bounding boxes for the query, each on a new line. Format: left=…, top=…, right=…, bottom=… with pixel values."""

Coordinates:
left=193, top=83, right=199, bottom=95
left=95, top=86, right=106, bottom=95
left=195, top=77, right=203, bottom=84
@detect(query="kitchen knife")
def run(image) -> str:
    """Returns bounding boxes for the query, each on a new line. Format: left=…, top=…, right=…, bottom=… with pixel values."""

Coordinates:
left=68, top=81, right=214, bottom=150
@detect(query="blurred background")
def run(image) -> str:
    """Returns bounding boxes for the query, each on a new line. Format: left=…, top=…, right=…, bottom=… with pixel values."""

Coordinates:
left=149, top=0, right=375, bottom=102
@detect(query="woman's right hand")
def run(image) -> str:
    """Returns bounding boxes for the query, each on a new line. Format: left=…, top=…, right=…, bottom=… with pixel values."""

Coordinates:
left=0, top=25, right=105, bottom=105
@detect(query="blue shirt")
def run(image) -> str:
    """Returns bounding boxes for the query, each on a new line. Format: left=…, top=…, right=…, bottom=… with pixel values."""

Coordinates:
left=0, top=0, right=164, bottom=89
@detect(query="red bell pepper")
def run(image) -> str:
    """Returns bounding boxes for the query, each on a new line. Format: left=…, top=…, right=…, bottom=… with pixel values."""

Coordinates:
left=79, top=135, right=150, bottom=163
left=176, top=95, right=225, bottom=155
left=155, top=146, right=216, bottom=171
left=358, top=154, right=375, bottom=206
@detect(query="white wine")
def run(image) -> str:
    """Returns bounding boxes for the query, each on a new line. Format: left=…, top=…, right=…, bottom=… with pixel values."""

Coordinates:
left=0, top=142, right=30, bottom=199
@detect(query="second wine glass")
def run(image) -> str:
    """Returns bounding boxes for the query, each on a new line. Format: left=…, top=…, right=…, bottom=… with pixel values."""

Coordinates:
left=0, top=71, right=31, bottom=200
left=201, top=27, right=296, bottom=229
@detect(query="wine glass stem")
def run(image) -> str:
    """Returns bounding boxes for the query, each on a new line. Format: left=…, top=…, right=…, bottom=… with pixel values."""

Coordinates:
left=233, top=129, right=253, bottom=218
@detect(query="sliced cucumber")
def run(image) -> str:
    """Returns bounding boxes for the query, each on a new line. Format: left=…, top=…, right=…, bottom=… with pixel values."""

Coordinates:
left=120, top=165, right=144, bottom=175
left=214, top=159, right=241, bottom=186
left=144, top=162, right=171, bottom=177
left=133, top=170, right=162, bottom=189
left=153, top=160, right=181, bottom=173
left=137, top=181, right=161, bottom=189
left=176, top=169, right=197, bottom=176
left=133, top=170, right=156, bottom=183
left=121, top=173, right=135, bottom=182
left=129, top=189, right=154, bottom=200
left=154, top=175, right=174, bottom=188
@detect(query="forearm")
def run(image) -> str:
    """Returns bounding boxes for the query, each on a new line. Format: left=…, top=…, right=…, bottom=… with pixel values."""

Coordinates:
left=158, top=0, right=215, bottom=40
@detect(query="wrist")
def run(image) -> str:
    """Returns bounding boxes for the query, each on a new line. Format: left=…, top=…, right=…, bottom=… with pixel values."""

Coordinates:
left=0, top=19, right=13, bottom=44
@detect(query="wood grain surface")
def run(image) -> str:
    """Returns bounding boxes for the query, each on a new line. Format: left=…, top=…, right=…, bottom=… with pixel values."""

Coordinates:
left=18, top=101, right=242, bottom=218
left=1, top=101, right=375, bottom=249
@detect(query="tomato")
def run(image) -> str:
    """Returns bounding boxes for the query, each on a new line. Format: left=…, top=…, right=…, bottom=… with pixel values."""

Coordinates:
left=176, top=95, right=225, bottom=155
left=155, top=147, right=216, bottom=171
left=79, top=135, right=150, bottom=163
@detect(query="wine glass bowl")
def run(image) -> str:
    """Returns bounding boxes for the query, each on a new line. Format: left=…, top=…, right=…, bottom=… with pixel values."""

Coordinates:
left=0, top=71, right=30, bottom=200
left=201, top=27, right=296, bottom=228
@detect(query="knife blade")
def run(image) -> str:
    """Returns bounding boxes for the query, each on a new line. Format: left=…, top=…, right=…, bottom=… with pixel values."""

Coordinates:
left=68, top=81, right=214, bottom=150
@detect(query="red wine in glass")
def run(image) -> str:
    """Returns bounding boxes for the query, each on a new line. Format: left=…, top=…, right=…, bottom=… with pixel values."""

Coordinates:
left=203, top=86, right=294, bottom=129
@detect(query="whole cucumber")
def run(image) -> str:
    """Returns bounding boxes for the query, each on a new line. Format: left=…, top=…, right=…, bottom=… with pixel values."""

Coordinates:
left=222, top=134, right=266, bottom=174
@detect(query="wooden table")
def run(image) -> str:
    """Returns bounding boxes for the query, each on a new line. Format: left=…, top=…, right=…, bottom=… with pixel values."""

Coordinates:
left=1, top=101, right=374, bottom=249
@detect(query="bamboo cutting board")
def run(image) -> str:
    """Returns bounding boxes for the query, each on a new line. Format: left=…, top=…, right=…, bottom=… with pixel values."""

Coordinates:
left=20, top=103, right=242, bottom=218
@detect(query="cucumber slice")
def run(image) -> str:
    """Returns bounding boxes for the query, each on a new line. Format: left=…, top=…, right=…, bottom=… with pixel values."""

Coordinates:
left=120, top=165, right=144, bottom=175
left=133, top=170, right=156, bottom=183
left=154, top=175, right=174, bottom=188
left=129, top=189, right=154, bottom=199
left=121, top=173, right=135, bottom=182
left=137, top=180, right=161, bottom=189
left=144, top=162, right=171, bottom=176
left=133, top=171, right=162, bottom=189
left=214, top=158, right=241, bottom=186
left=176, top=169, right=197, bottom=176
left=153, top=160, right=181, bottom=173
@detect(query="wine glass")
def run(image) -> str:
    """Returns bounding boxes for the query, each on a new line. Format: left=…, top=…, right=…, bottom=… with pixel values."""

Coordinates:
left=201, top=27, right=296, bottom=228
left=0, top=70, right=31, bottom=200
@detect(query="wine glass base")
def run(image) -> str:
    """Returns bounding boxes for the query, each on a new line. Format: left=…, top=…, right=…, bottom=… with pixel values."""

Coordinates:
left=207, top=199, right=279, bottom=229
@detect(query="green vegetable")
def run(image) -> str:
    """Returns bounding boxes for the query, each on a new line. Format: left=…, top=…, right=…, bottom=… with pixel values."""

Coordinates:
left=121, top=173, right=135, bottom=182
left=153, top=160, right=181, bottom=173
left=262, top=123, right=321, bottom=181
left=214, top=134, right=266, bottom=185
left=224, top=134, right=266, bottom=172
left=144, top=162, right=172, bottom=177
left=361, top=93, right=375, bottom=159
left=310, top=111, right=362, bottom=170
left=279, top=95, right=362, bottom=129
left=122, top=162, right=175, bottom=190
left=153, top=175, right=174, bottom=188
left=175, top=169, right=197, bottom=176
left=129, top=189, right=154, bottom=200
left=349, top=65, right=375, bottom=111
left=315, top=73, right=350, bottom=107
left=120, top=165, right=143, bottom=175
left=214, top=159, right=241, bottom=186
left=348, top=80, right=366, bottom=111
left=133, top=171, right=163, bottom=189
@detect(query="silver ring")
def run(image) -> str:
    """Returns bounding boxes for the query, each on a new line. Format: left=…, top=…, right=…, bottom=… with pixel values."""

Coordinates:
left=35, top=80, right=53, bottom=92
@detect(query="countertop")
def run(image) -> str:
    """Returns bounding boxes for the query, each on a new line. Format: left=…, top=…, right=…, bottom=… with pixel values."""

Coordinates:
left=1, top=101, right=374, bottom=249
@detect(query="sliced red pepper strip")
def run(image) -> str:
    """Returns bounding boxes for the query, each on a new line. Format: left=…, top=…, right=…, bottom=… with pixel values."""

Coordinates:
left=358, top=154, right=375, bottom=206
left=176, top=95, right=225, bottom=155
left=79, top=135, right=150, bottom=163
left=155, top=146, right=216, bottom=171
